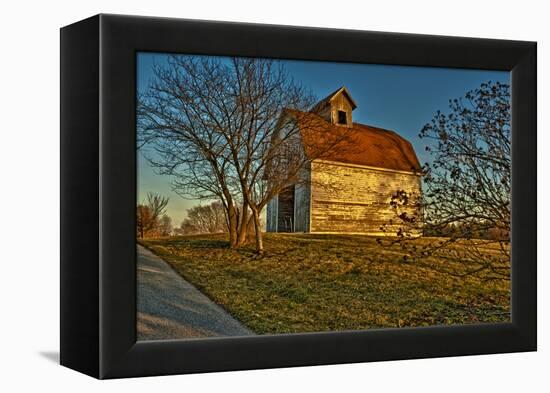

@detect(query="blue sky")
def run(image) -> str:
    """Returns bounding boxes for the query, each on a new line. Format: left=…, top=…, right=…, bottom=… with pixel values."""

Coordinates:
left=137, top=52, right=510, bottom=226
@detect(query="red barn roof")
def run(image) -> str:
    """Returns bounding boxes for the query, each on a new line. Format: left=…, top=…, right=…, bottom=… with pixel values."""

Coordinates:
left=283, top=109, right=422, bottom=173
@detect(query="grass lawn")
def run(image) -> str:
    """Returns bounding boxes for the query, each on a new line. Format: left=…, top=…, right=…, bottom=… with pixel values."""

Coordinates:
left=139, top=233, right=510, bottom=335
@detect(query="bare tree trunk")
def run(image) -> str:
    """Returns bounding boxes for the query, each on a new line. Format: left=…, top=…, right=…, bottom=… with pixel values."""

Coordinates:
left=246, top=215, right=255, bottom=239
left=251, top=207, right=264, bottom=255
left=236, top=203, right=250, bottom=246
left=220, top=191, right=240, bottom=249
left=227, top=203, right=239, bottom=248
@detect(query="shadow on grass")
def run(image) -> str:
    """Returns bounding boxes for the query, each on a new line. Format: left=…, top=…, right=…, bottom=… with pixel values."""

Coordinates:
left=142, top=236, right=232, bottom=250
left=186, top=239, right=230, bottom=249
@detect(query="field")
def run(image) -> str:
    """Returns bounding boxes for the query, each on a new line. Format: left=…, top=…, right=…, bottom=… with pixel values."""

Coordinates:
left=139, top=233, right=510, bottom=335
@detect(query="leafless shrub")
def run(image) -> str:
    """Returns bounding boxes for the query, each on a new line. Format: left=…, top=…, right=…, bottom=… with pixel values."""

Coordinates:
left=380, top=82, right=511, bottom=281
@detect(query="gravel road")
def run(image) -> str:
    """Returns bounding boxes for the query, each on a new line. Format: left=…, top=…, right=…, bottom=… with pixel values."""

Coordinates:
left=137, top=245, right=254, bottom=341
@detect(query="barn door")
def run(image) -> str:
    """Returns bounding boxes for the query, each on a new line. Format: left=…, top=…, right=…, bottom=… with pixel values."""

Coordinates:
left=277, top=185, right=295, bottom=232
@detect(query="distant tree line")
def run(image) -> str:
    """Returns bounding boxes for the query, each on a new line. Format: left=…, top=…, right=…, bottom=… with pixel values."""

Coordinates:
left=137, top=197, right=239, bottom=238
left=179, top=202, right=228, bottom=235
left=422, top=221, right=509, bottom=241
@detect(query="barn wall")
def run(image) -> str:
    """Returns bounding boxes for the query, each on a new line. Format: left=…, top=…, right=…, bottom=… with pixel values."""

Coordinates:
left=294, top=166, right=311, bottom=232
left=266, top=196, right=278, bottom=232
left=310, top=161, right=421, bottom=236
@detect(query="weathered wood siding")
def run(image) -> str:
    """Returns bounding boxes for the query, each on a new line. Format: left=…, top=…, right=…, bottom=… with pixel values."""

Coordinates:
left=266, top=196, right=278, bottom=232
left=293, top=166, right=311, bottom=232
left=310, top=161, right=421, bottom=236
left=277, top=186, right=295, bottom=232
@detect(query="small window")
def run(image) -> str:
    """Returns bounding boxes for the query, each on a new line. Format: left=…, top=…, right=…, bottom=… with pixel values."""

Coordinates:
left=337, top=110, right=347, bottom=125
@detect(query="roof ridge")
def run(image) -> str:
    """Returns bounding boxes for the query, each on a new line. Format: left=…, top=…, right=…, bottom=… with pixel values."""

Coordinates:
left=288, top=109, right=412, bottom=143
left=352, top=121, right=396, bottom=134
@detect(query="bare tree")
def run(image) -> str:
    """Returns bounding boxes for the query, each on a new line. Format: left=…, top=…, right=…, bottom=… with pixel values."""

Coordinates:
left=136, top=192, right=169, bottom=238
left=138, top=56, right=350, bottom=253
left=380, top=81, right=510, bottom=280
left=159, top=214, right=173, bottom=236
left=179, top=219, right=198, bottom=235
left=182, top=202, right=228, bottom=234
left=136, top=205, right=152, bottom=239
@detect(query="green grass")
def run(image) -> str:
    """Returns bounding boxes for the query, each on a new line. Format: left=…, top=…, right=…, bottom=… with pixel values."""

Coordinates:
left=139, top=233, right=510, bottom=335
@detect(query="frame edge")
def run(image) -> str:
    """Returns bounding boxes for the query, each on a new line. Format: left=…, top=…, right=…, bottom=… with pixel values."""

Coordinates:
left=60, top=15, right=101, bottom=379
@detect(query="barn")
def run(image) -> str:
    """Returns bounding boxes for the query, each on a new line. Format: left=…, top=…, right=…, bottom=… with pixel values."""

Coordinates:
left=266, top=87, right=422, bottom=236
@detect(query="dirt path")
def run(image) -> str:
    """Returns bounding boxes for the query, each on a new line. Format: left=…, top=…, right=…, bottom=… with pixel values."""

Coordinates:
left=137, top=245, right=254, bottom=341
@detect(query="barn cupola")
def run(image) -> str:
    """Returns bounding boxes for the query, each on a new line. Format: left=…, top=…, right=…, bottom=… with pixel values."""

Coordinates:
left=310, top=86, right=357, bottom=127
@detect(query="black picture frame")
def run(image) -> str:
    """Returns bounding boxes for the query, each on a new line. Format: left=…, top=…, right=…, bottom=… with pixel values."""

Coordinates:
left=60, top=14, right=536, bottom=379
